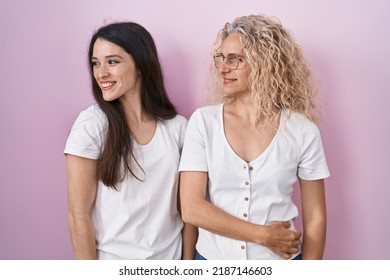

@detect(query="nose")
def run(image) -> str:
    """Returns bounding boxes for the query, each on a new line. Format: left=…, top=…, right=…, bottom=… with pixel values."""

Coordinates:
left=95, top=64, right=110, bottom=80
left=218, top=59, right=231, bottom=74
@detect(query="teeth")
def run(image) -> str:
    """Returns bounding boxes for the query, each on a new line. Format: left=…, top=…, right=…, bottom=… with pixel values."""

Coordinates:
left=101, top=82, right=115, bottom=87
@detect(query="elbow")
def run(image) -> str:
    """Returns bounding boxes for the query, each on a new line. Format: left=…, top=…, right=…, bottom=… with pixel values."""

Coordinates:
left=180, top=204, right=194, bottom=224
left=180, top=200, right=199, bottom=226
left=68, top=208, right=92, bottom=233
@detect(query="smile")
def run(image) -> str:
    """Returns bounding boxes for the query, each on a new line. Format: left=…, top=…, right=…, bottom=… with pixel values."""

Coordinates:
left=100, top=82, right=116, bottom=90
left=223, top=78, right=237, bottom=84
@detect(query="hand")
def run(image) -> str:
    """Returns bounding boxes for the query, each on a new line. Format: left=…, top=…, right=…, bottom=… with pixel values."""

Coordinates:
left=263, top=221, right=301, bottom=259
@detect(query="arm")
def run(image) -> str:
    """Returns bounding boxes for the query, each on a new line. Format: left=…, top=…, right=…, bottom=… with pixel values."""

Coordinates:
left=181, top=223, right=198, bottom=260
left=299, top=178, right=327, bottom=260
left=66, top=154, right=98, bottom=259
left=177, top=177, right=198, bottom=259
left=180, top=171, right=301, bottom=259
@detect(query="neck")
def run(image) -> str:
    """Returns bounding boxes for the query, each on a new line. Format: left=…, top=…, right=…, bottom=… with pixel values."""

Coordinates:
left=225, top=95, right=280, bottom=129
left=227, top=96, right=258, bottom=125
left=120, top=95, right=153, bottom=128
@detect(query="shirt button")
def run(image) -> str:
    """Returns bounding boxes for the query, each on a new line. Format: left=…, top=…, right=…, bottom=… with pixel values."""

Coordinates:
left=244, top=197, right=249, bottom=201
left=243, top=213, right=248, bottom=217
left=245, top=182, right=249, bottom=186
left=249, top=166, right=254, bottom=171
left=244, top=166, right=247, bottom=169
left=241, top=246, right=245, bottom=250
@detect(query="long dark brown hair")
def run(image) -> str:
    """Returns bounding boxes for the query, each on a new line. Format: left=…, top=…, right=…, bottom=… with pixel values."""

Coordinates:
left=88, top=22, right=177, bottom=189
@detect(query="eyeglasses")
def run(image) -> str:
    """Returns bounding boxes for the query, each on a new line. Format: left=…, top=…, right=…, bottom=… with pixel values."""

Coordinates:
left=213, top=53, right=244, bottom=70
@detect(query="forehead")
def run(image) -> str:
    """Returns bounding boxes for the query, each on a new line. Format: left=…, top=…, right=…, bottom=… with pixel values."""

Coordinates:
left=220, top=32, right=244, bottom=54
left=92, top=38, right=128, bottom=57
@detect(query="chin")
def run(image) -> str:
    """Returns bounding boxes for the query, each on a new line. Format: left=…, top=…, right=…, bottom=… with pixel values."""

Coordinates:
left=222, top=91, right=239, bottom=98
left=102, top=93, right=119, bottom=102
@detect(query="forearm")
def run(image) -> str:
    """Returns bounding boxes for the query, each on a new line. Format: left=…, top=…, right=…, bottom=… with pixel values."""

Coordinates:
left=299, top=179, right=327, bottom=260
left=182, top=198, right=267, bottom=245
left=181, top=223, right=198, bottom=260
left=68, top=213, right=97, bottom=259
left=301, top=219, right=326, bottom=259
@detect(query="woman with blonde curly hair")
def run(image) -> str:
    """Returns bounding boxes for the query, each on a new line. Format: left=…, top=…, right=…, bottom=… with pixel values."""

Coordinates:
left=179, top=14, right=329, bottom=260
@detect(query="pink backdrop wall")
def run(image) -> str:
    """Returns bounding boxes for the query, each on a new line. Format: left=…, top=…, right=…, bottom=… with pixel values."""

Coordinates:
left=1, top=0, right=389, bottom=259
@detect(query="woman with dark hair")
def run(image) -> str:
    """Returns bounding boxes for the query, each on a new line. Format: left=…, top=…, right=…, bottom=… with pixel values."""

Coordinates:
left=64, top=22, right=191, bottom=259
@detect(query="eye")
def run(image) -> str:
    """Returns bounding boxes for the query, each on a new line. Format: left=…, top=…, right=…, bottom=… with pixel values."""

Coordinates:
left=91, top=60, right=100, bottom=67
left=226, top=54, right=239, bottom=63
left=108, top=59, right=119, bottom=65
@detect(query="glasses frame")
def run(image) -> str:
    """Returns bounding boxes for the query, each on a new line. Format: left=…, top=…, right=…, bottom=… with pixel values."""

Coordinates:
left=213, top=53, right=244, bottom=70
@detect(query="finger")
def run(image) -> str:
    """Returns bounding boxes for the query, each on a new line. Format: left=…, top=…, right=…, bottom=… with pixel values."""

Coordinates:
left=288, top=247, right=300, bottom=254
left=281, top=221, right=291, bottom=228
left=282, top=253, right=291, bottom=259
left=293, top=240, right=300, bottom=247
left=291, top=231, right=302, bottom=240
left=288, top=240, right=300, bottom=248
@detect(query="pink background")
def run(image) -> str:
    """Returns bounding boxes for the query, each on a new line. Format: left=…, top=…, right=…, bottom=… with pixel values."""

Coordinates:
left=1, top=0, right=389, bottom=259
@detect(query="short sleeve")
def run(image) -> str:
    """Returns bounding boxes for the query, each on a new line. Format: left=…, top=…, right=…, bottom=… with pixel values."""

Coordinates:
left=64, top=106, right=107, bottom=160
left=179, top=109, right=208, bottom=172
left=298, top=120, right=330, bottom=180
left=176, top=115, right=188, bottom=154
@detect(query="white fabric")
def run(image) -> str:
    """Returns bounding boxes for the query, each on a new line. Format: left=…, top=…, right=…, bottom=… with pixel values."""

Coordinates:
left=179, top=104, right=330, bottom=260
left=64, top=104, right=187, bottom=259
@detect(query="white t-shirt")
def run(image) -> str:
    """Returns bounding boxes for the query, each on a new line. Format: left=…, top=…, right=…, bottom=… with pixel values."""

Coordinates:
left=64, top=104, right=187, bottom=259
left=179, top=104, right=330, bottom=260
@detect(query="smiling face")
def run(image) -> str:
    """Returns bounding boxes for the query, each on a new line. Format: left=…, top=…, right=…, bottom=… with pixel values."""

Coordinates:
left=218, top=32, right=250, bottom=98
left=91, top=38, right=141, bottom=102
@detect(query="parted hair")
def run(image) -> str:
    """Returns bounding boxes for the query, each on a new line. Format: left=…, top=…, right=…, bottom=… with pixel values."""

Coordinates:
left=88, top=22, right=177, bottom=189
left=209, top=14, right=320, bottom=125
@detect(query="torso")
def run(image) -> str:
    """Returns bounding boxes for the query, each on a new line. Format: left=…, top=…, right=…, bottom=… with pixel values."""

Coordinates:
left=65, top=104, right=188, bottom=259
left=178, top=104, right=329, bottom=259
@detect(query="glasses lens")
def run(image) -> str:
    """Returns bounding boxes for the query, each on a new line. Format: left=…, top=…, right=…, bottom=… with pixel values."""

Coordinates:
left=213, top=53, right=242, bottom=69
left=213, top=54, right=223, bottom=68
left=226, top=54, right=239, bottom=69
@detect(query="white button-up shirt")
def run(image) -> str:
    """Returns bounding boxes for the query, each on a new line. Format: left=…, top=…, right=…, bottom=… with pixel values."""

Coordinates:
left=179, top=104, right=329, bottom=260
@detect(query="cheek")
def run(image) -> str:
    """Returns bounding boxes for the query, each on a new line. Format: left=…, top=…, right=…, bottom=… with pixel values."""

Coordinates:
left=241, top=70, right=250, bottom=87
left=92, top=69, right=98, bottom=81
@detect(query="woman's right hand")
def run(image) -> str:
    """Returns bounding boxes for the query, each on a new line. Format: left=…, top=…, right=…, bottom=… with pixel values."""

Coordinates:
left=263, top=221, right=301, bottom=259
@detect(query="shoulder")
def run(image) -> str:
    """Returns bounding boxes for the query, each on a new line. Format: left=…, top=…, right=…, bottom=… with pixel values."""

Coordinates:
left=77, top=104, right=107, bottom=123
left=70, top=104, right=108, bottom=135
left=189, top=104, right=221, bottom=123
left=183, top=104, right=222, bottom=138
left=283, top=110, right=319, bottom=134
left=195, top=104, right=221, bottom=117
left=159, top=115, right=188, bottom=148
left=283, top=110, right=323, bottom=151
left=65, top=104, right=107, bottom=157
left=162, top=114, right=188, bottom=130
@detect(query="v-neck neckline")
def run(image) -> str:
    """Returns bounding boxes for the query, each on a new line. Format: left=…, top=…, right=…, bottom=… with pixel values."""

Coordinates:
left=220, top=103, right=283, bottom=164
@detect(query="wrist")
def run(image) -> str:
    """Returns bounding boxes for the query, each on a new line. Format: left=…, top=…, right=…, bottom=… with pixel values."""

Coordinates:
left=252, top=224, right=268, bottom=245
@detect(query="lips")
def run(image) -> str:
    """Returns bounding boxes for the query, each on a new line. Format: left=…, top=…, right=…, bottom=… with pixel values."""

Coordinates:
left=100, top=82, right=116, bottom=90
left=223, top=78, right=237, bottom=84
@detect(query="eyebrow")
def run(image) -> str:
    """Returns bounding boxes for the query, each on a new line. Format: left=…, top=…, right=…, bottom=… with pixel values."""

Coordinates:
left=217, top=51, right=244, bottom=55
left=216, top=52, right=245, bottom=58
left=91, top=55, right=123, bottom=60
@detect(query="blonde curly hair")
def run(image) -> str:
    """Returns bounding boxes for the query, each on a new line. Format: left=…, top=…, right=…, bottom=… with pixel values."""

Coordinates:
left=209, top=14, right=320, bottom=124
